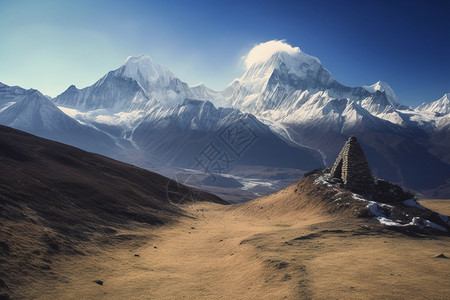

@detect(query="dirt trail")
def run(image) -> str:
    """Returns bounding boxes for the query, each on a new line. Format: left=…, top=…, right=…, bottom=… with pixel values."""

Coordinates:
left=23, top=201, right=450, bottom=300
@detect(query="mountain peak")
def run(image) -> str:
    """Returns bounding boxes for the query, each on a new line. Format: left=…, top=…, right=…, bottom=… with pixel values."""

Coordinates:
left=244, top=40, right=309, bottom=69
left=122, top=54, right=154, bottom=76
left=240, top=44, right=325, bottom=85
left=124, top=54, right=152, bottom=65
left=120, top=54, right=175, bottom=87
left=363, top=81, right=401, bottom=107
left=66, top=84, right=78, bottom=91
left=417, top=93, right=450, bottom=115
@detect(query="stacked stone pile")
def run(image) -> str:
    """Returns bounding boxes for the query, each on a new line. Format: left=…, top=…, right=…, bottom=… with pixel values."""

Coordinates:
left=330, top=136, right=374, bottom=195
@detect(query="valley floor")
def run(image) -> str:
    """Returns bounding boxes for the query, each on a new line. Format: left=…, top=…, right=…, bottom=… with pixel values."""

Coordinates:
left=19, top=201, right=450, bottom=300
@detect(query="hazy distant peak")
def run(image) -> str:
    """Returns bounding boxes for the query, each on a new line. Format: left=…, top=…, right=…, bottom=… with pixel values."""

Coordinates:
left=121, top=54, right=175, bottom=86
left=66, top=84, right=78, bottom=91
left=124, top=54, right=153, bottom=64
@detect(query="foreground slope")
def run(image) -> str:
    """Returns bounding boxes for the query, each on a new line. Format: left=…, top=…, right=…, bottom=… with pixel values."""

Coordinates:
left=17, top=171, right=450, bottom=299
left=0, top=125, right=225, bottom=298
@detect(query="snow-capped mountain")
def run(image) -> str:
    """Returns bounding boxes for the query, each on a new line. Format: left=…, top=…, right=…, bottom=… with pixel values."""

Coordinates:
left=363, top=81, right=402, bottom=107
left=1, top=41, right=449, bottom=198
left=222, top=48, right=402, bottom=122
left=131, top=98, right=323, bottom=171
left=225, top=50, right=337, bottom=114
left=55, top=55, right=220, bottom=112
left=0, top=83, right=119, bottom=156
left=50, top=54, right=325, bottom=199
left=0, top=82, right=33, bottom=106
left=417, top=93, right=450, bottom=116
left=215, top=42, right=449, bottom=195
left=54, top=55, right=230, bottom=139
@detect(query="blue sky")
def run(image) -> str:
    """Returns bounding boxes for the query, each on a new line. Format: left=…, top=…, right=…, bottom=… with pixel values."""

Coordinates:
left=0, top=0, right=448, bottom=106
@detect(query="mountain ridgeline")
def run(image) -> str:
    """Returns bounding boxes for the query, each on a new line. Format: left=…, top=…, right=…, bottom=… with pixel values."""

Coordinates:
left=1, top=45, right=449, bottom=199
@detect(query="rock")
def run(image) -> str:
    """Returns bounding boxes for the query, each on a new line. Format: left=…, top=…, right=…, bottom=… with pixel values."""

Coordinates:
left=93, top=280, right=103, bottom=285
left=275, top=262, right=288, bottom=269
left=434, top=253, right=448, bottom=259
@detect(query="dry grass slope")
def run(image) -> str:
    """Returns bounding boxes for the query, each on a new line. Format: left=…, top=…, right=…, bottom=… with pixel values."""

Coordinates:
left=0, top=125, right=225, bottom=299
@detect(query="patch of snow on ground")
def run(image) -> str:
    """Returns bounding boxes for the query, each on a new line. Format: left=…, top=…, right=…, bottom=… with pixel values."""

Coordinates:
left=353, top=195, right=447, bottom=232
left=366, top=201, right=389, bottom=217
left=376, top=217, right=402, bottom=226
left=314, top=174, right=333, bottom=187
left=408, top=217, right=448, bottom=232
left=352, top=193, right=367, bottom=201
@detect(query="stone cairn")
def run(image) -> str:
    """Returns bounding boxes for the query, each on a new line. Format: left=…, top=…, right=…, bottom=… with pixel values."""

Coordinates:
left=330, top=136, right=373, bottom=195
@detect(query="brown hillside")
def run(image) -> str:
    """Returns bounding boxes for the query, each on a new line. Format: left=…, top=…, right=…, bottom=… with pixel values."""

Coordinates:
left=0, top=125, right=225, bottom=298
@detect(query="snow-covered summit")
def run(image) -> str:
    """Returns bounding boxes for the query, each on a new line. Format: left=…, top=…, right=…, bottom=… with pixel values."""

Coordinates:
left=0, top=88, right=79, bottom=132
left=417, top=93, right=450, bottom=115
left=227, top=42, right=337, bottom=113
left=119, top=55, right=176, bottom=91
left=240, top=46, right=330, bottom=84
left=54, top=54, right=222, bottom=112
left=222, top=41, right=414, bottom=130
left=363, top=81, right=401, bottom=107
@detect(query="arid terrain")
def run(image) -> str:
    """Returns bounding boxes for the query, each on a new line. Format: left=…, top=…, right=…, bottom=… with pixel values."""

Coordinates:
left=1, top=126, right=449, bottom=299
left=17, top=198, right=450, bottom=300
left=419, top=199, right=450, bottom=216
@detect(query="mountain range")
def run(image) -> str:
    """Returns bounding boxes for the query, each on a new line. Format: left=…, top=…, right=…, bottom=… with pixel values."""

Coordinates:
left=1, top=44, right=449, bottom=200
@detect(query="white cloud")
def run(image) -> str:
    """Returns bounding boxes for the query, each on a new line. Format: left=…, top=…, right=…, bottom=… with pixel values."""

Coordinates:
left=244, top=40, right=301, bottom=70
